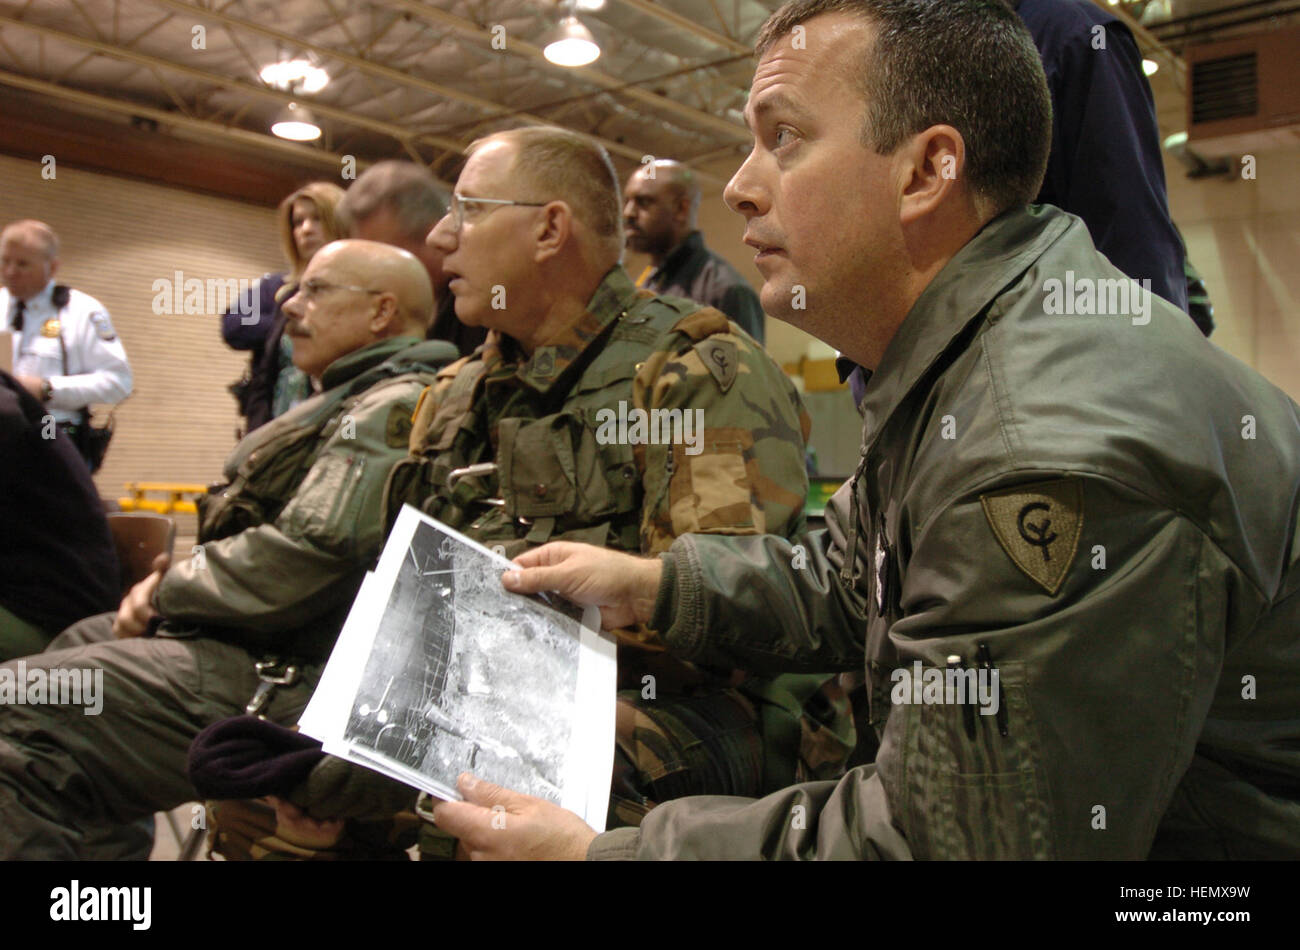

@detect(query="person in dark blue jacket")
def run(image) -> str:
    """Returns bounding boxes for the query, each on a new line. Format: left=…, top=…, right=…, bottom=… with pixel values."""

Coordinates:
left=1013, top=0, right=1202, bottom=326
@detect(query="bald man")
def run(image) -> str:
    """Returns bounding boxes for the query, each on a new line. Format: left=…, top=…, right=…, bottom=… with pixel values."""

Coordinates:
left=0, top=240, right=458, bottom=859
left=1, top=219, right=131, bottom=471
left=624, top=161, right=766, bottom=342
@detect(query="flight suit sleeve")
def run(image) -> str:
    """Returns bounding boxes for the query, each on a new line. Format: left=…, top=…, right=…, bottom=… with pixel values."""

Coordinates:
left=592, top=472, right=1238, bottom=859
left=156, top=379, right=426, bottom=634
left=633, top=312, right=809, bottom=556
left=46, top=299, right=132, bottom=411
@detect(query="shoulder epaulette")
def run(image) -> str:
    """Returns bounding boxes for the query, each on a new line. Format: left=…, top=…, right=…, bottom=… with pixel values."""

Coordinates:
left=670, top=306, right=731, bottom=342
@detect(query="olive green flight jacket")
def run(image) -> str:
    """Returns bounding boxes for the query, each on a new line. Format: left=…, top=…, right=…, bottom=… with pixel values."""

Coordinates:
left=589, top=205, right=1300, bottom=860
left=156, top=336, right=456, bottom=660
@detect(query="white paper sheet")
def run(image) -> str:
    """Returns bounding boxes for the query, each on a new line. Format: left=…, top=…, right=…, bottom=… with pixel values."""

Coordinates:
left=300, top=504, right=616, bottom=831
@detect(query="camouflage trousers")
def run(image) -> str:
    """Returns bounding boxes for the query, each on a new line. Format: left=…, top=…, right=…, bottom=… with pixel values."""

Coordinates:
left=210, top=679, right=855, bottom=860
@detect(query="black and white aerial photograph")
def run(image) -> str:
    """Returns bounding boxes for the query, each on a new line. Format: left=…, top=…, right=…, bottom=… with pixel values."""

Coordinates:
left=344, top=515, right=585, bottom=802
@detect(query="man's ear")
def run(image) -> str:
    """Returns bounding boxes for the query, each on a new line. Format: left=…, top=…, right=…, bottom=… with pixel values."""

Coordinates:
left=898, top=124, right=965, bottom=226
left=47, top=258, right=60, bottom=281
left=534, top=201, right=571, bottom=263
left=674, top=192, right=692, bottom=228
left=368, top=292, right=400, bottom=334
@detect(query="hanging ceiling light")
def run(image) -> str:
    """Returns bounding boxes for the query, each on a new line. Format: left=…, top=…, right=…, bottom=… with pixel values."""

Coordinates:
left=544, top=15, right=601, bottom=67
left=271, top=101, right=321, bottom=141
left=259, top=59, right=330, bottom=94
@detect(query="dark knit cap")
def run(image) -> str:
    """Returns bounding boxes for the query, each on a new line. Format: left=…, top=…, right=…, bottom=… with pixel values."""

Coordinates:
left=187, top=716, right=325, bottom=799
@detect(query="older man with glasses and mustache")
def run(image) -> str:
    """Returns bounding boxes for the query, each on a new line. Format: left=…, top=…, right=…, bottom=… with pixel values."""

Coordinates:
left=0, top=240, right=457, bottom=859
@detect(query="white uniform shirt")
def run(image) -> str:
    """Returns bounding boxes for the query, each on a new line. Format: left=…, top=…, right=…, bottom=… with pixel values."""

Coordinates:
left=3, top=280, right=132, bottom=424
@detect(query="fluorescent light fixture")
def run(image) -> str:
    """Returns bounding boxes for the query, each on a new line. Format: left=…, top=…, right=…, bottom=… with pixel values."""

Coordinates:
left=544, top=16, right=600, bottom=67
left=1163, top=130, right=1188, bottom=151
left=271, top=102, right=321, bottom=141
left=575, top=0, right=606, bottom=10
left=260, top=59, right=329, bottom=94
left=1143, top=58, right=1159, bottom=76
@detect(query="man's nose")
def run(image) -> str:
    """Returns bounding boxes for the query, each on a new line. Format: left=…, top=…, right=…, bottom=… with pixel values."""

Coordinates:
left=281, top=291, right=304, bottom=319
left=427, top=213, right=456, bottom=252
left=724, top=150, right=767, bottom=219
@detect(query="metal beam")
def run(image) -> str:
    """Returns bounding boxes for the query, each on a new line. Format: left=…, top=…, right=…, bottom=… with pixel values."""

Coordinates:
left=141, top=0, right=720, bottom=171
left=376, top=0, right=750, bottom=142
left=0, top=66, right=347, bottom=169
left=614, top=0, right=752, bottom=54
left=0, top=14, right=463, bottom=155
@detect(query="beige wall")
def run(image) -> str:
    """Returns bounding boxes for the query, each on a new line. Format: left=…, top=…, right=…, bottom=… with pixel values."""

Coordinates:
left=1167, top=148, right=1300, bottom=403
left=6, top=136, right=1295, bottom=507
left=1, top=153, right=283, bottom=505
left=689, top=150, right=1300, bottom=404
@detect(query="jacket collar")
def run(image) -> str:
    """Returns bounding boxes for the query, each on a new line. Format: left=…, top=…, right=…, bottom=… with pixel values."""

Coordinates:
left=4, top=280, right=56, bottom=319
left=484, top=265, right=640, bottom=395
left=857, top=204, right=1072, bottom=457
left=653, top=230, right=706, bottom=280
left=319, top=336, right=417, bottom=390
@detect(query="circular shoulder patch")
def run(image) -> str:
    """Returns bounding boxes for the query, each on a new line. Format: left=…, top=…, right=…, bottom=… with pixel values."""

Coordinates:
left=89, top=311, right=118, bottom=341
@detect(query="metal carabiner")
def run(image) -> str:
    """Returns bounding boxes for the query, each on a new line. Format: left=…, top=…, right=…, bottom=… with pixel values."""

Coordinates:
left=445, top=462, right=505, bottom=506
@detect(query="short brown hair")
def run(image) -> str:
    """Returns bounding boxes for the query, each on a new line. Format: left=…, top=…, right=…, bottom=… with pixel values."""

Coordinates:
left=756, top=0, right=1050, bottom=215
left=278, top=181, right=346, bottom=280
left=467, top=127, right=623, bottom=257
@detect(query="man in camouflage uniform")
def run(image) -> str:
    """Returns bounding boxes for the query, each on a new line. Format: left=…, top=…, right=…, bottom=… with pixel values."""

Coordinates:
left=433, top=1, right=1300, bottom=860
left=0, top=241, right=456, bottom=858
left=216, top=126, right=853, bottom=858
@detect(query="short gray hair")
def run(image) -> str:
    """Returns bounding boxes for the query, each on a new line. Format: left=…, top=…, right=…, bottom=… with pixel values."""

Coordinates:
left=467, top=127, right=623, bottom=258
left=338, top=161, right=448, bottom=241
left=2, top=220, right=59, bottom=259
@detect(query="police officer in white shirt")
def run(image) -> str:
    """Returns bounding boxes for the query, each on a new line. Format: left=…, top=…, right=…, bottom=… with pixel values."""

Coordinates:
left=1, top=220, right=131, bottom=469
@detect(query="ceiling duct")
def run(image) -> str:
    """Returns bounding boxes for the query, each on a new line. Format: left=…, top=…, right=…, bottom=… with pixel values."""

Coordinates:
left=1186, top=24, right=1300, bottom=156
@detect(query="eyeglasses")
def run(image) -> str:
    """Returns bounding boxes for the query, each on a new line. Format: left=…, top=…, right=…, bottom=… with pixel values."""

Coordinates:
left=448, top=193, right=548, bottom=232
left=295, top=278, right=385, bottom=303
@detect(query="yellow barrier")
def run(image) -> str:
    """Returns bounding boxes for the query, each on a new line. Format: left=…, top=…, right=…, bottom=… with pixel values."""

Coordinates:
left=118, top=482, right=209, bottom=515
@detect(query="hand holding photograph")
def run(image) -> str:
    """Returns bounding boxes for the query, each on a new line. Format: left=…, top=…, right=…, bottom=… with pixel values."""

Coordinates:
left=299, top=505, right=616, bottom=831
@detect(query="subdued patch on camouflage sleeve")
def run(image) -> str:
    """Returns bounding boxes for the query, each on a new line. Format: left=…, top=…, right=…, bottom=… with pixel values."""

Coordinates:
left=668, top=428, right=764, bottom=535
left=385, top=404, right=413, bottom=448
left=694, top=337, right=738, bottom=392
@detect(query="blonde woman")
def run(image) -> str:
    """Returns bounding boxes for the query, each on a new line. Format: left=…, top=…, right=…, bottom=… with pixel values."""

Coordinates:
left=224, top=181, right=345, bottom=432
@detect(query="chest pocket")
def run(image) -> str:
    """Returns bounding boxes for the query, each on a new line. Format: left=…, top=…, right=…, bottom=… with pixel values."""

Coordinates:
left=497, top=406, right=638, bottom=523
left=15, top=333, right=64, bottom=375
